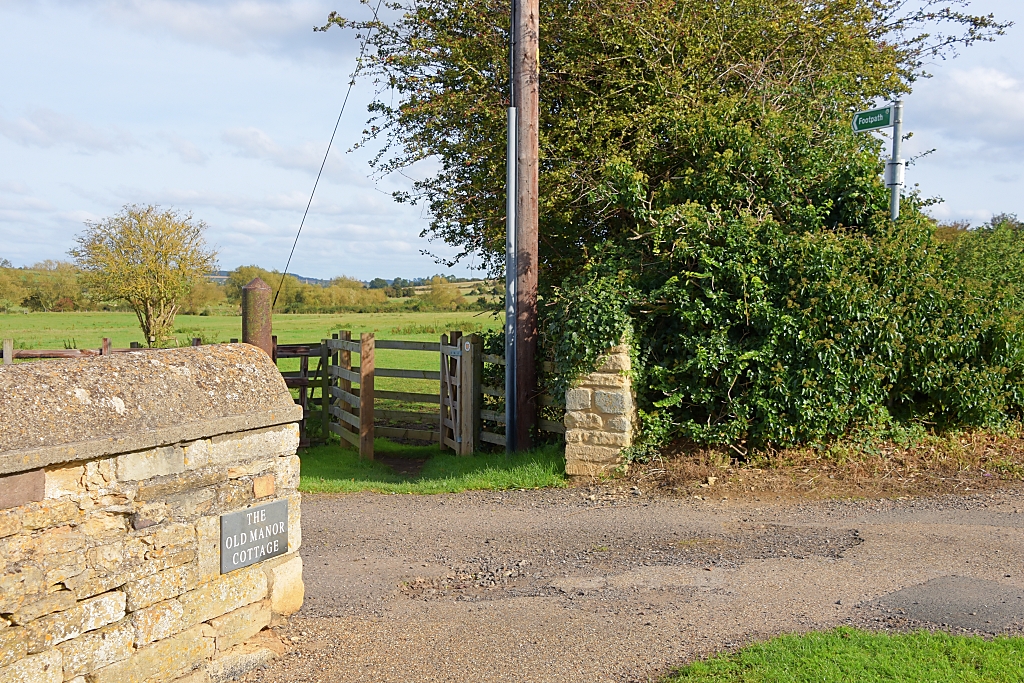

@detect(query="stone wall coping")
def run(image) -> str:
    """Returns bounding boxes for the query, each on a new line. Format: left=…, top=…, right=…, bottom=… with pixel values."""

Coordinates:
left=0, top=345, right=302, bottom=476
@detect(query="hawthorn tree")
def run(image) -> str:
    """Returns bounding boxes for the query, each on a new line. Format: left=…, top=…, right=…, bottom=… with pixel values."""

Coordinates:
left=71, top=205, right=217, bottom=346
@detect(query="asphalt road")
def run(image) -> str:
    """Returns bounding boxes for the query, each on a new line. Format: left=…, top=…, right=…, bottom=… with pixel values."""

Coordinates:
left=240, top=487, right=1024, bottom=683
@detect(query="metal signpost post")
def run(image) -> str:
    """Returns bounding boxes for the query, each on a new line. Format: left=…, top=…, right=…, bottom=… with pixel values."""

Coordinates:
left=852, top=100, right=905, bottom=221
left=505, top=0, right=518, bottom=453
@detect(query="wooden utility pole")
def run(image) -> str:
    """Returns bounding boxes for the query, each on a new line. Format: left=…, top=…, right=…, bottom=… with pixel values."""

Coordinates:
left=513, top=0, right=539, bottom=450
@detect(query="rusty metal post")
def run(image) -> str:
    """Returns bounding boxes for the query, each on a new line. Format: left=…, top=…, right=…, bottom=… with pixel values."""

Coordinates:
left=241, top=278, right=273, bottom=357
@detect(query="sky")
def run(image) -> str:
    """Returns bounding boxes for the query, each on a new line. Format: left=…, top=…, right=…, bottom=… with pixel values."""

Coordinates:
left=0, top=0, right=1022, bottom=280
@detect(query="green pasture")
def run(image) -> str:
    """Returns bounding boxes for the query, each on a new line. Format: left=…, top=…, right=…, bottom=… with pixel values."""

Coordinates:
left=668, top=628, right=1024, bottom=682
left=299, top=441, right=566, bottom=494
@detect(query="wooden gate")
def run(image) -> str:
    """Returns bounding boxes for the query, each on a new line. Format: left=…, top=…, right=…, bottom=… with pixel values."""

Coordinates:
left=322, top=332, right=375, bottom=460
left=439, top=332, right=481, bottom=456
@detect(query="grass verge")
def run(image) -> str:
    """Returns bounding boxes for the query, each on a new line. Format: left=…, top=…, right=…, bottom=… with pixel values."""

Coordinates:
left=299, top=439, right=567, bottom=494
left=668, top=628, right=1024, bottom=682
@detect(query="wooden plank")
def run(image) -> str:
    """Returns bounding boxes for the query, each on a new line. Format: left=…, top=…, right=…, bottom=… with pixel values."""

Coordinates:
left=480, top=409, right=505, bottom=424
left=440, top=344, right=462, bottom=357
left=330, top=405, right=361, bottom=429
left=482, top=353, right=505, bottom=365
left=329, top=366, right=360, bottom=383
left=375, top=426, right=439, bottom=442
left=374, top=340, right=440, bottom=351
left=441, top=416, right=456, bottom=430
left=375, top=409, right=438, bottom=423
left=329, top=386, right=360, bottom=408
left=321, top=340, right=330, bottom=444
left=375, top=368, right=442, bottom=381
left=2, top=339, right=11, bottom=365
left=442, top=436, right=459, bottom=450
left=329, top=422, right=359, bottom=447
left=480, top=431, right=506, bottom=446
left=459, top=335, right=481, bottom=456
left=482, top=385, right=504, bottom=398
left=360, top=333, right=375, bottom=461
left=283, top=378, right=310, bottom=388
left=375, top=390, right=440, bottom=404
left=538, top=419, right=566, bottom=434
left=13, top=348, right=101, bottom=359
left=327, top=339, right=361, bottom=353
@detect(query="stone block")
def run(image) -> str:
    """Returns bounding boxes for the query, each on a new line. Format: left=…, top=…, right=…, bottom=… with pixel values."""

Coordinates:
left=36, top=526, right=86, bottom=557
left=0, top=567, right=44, bottom=614
left=132, top=599, right=184, bottom=646
left=596, top=353, right=630, bottom=373
left=82, top=459, right=117, bottom=492
left=274, top=455, right=300, bottom=492
left=207, top=600, right=270, bottom=652
left=194, top=516, right=219, bottom=583
left=565, top=443, right=621, bottom=464
left=88, top=624, right=214, bottom=683
left=204, top=633, right=283, bottom=683
left=125, top=564, right=199, bottom=612
left=565, top=388, right=592, bottom=411
left=182, top=440, right=211, bottom=470
left=0, top=648, right=61, bottom=683
left=80, top=512, right=128, bottom=543
left=116, top=446, right=184, bottom=482
left=252, top=476, right=275, bottom=499
left=287, top=494, right=301, bottom=554
left=57, top=620, right=133, bottom=679
left=209, top=426, right=299, bottom=466
left=178, top=566, right=267, bottom=628
left=130, top=503, right=168, bottom=531
left=171, top=671, right=211, bottom=683
left=21, top=499, right=79, bottom=530
left=226, top=460, right=274, bottom=479
left=136, top=471, right=227, bottom=503
left=10, top=590, right=76, bottom=626
left=565, top=458, right=617, bottom=477
left=580, top=431, right=630, bottom=447
left=564, top=412, right=602, bottom=430
left=214, top=481, right=252, bottom=510
left=0, top=470, right=44, bottom=511
left=267, top=555, right=303, bottom=616
left=44, top=465, right=85, bottom=500
left=24, top=591, right=126, bottom=653
left=0, top=510, right=19, bottom=539
left=579, top=372, right=627, bottom=388
left=43, top=552, right=87, bottom=587
left=605, top=416, right=632, bottom=433
left=594, top=390, right=630, bottom=415
left=0, top=626, right=27, bottom=669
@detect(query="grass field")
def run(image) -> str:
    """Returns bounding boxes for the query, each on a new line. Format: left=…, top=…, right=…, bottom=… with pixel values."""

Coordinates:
left=668, top=628, right=1024, bottom=682
left=299, top=441, right=567, bottom=494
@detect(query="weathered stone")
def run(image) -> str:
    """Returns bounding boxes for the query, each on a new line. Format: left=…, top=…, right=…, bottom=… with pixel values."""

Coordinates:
left=44, top=464, right=85, bottom=499
left=287, top=494, right=301, bottom=554
left=252, top=476, right=275, bottom=500
left=208, top=425, right=299, bottom=466
left=194, top=516, right=220, bottom=583
left=57, top=619, right=133, bottom=678
left=125, top=564, right=198, bottom=612
left=595, top=353, right=630, bottom=373
left=273, top=455, right=300, bottom=492
left=182, top=440, right=211, bottom=470
left=214, top=481, right=252, bottom=510
left=116, top=446, right=185, bottom=482
left=0, top=510, right=19, bottom=539
left=21, top=500, right=79, bottom=531
left=24, top=591, right=126, bottom=653
left=204, top=634, right=282, bottom=683
left=68, top=548, right=194, bottom=602
left=43, top=552, right=87, bottom=586
left=0, top=470, right=44, bottom=510
left=36, top=526, right=86, bottom=557
left=170, top=670, right=211, bottom=683
left=81, top=459, right=117, bottom=492
left=565, top=444, right=621, bottom=466
left=178, top=565, right=267, bottom=628
left=594, top=390, right=630, bottom=415
left=564, top=388, right=592, bottom=411
left=88, top=624, right=214, bottom=683
left=130, top=503, right=168, bottom=531
left=80, top=512, right=128, bottom=543
left=605, top=416, right=632, bottom=433
left=567, top=430, right=630, bottom=447
left=131, top=599, right=184, bottom=646
left=136, top=471, right=227, bottom=503
left=0, top=567, right=44, bottom=614
left=10, top=590, right=76, bottom=625
left=207, top=600, right=270, bottom=652
left=266, top=555, right=303, bottom=616
left=0, top=626, right=27, bottom=668
left=225, top=460, right=273, bottom=479
left=0, top=648, right=61, bottom=683
left=564, top=412, right=602, bottom=430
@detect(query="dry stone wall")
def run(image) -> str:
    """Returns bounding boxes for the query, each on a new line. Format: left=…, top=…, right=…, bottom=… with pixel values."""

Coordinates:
left=0, top=345, right=304, bottom=683
left=563, top=345, right=635, bottom=476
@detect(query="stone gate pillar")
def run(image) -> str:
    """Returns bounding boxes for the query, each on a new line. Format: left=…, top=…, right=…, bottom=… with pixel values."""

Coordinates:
left=563, top=345, right=635, bottom=476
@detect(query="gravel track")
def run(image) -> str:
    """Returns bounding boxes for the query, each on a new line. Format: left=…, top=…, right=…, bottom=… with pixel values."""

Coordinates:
left=240, top=487, right=1024, bottom=682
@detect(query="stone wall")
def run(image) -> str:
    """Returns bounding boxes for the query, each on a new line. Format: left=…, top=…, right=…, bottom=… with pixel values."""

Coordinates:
left=0, top=345, right=305, bottom=683
left=563, top=345, right=635, bottom=476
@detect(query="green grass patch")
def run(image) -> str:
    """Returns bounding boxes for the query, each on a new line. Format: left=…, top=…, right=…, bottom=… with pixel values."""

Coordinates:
left=669, top=628, right=1024, bottom=682
left=299, top=439, right=567, bottom=494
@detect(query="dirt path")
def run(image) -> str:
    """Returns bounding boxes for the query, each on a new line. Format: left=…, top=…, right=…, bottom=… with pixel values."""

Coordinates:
left=241, top=487, right=1024, bottom=683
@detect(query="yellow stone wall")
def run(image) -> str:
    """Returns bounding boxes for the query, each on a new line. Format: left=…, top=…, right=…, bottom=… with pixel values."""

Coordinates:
left=563, top=345, right=636, bottom=476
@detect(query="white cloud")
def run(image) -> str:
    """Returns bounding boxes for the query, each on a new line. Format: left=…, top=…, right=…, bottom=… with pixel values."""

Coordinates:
left=162, top=134, right=209, bottom=165
left=0, top=108, right=138, bottom=153
left=221, top=126, right=370, bottom=185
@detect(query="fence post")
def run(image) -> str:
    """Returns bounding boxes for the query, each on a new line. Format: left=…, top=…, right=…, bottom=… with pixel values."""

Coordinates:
left=321, top=339, right=330, bottom=444
left=101, top=338, right=111, bottom=355
left=459, top=334, right=482, bottom=456
left=241, top=277, right=273, bottom=357
left=360, top=333, right=375, bottom=460
left=3, top=339, right=12, bottom=365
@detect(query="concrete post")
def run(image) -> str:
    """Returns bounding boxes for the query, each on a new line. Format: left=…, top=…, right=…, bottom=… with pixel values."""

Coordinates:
left=241, top=277, right=273, bottom=357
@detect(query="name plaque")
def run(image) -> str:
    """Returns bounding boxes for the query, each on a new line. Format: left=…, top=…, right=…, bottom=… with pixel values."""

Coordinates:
left=220, top=499, right=288, bottom=574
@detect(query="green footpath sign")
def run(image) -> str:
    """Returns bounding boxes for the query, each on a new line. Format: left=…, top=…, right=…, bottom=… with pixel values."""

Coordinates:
left=852, top=106, right=893, bottom=133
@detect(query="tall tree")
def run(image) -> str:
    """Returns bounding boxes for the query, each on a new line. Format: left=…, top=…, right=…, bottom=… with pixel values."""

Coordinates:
left=71, top=205, right=217, bottom=346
